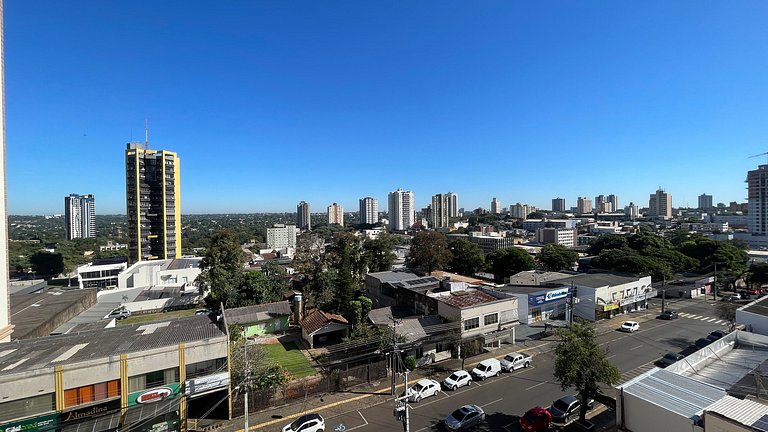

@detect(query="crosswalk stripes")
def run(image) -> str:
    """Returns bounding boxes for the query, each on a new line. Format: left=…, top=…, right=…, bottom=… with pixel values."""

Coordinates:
left=677, top=312, right=727, bottom=325
left=617, top=363, right=656, bottom=386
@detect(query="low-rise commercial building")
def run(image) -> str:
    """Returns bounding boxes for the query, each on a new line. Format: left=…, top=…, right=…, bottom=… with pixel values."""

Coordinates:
left=0, top=315, right=229, bottom=432
left=570, top=273, right=654, bottom=321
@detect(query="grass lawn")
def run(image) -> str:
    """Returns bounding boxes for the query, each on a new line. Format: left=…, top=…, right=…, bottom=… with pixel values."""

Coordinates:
left=118, top=308, right=199, bottom=326
left=261, top=341, right=317, bottom=379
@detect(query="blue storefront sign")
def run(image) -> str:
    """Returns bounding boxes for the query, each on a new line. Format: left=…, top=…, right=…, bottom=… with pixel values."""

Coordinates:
left=528, top=287, right=574, bottom=306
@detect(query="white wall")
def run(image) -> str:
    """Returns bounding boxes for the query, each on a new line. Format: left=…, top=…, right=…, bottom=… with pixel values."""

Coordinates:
left=736, top=297, right=768, bottom=335
left=619, top=390, right=698, bottom=432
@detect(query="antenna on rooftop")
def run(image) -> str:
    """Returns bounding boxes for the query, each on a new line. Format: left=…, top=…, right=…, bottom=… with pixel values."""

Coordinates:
left=749, top=152, right=768, bottom=164
left=144, top=117, right=149, bottom=150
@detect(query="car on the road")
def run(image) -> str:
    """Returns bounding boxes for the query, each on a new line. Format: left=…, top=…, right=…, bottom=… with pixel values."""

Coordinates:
left=470, top=358, right=501, bottom=381
left=619, top=321, right=640, bottom=333
left=721, top=294, right=739, bottom=302
left=500, top=352, right=532, bottom=372
left=707, top=330, right=727, bottom=341
left=519, top=406, right=552, bottom=431
left=105, top=308, right=131, bottom=320
left=738, top=290, right=751, bottom=300
left=548, top=395, right=595, bottom=427
left=442, top=404, right=485, bottom=431
left=658, top=310, right=679, bottom=320
left=655, top=352, right=685, bottom=368
left=748, top=287, right=765, bottom=296
left=405, top=378, right=441, bottom=402
left=443, top=370, right=472, bottom=390
left=195, top=308, right=211, bottom=315
left=695, top=337, right=714, bottom=349
left=282, top=413, right=324, bottom=432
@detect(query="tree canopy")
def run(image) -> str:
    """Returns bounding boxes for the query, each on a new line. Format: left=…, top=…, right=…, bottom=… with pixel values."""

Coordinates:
left=554, top=321, right=620, bottom=421
left=447, top=239, right=485, bottom=276
left=406, top=231, right=452, bottom=276
left=538, top=244, right=578, bottom=272
left=29, top=251, right=65, bottom=278
left=196, top=230, right=246, bottom=309
left=486, top=248, right=535, bottom=283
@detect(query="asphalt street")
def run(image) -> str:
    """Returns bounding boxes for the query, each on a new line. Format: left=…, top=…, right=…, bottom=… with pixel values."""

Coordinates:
left=318, top=297, right=729, bottom=432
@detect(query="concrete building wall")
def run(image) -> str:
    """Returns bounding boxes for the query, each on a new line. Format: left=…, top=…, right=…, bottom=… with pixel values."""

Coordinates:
left=619, top=390, right=697, bottom=432
left=735, top=305, right=768, bottom=336
left=0, top=369, right=56, bottom=401
left=705, top=413, right=752, bottom=432
left=62, top=358, right=122, bottom=389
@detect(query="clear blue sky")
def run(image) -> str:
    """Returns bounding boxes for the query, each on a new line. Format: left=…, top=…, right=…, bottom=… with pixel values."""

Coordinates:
left=5, top=1, right=768, bottom=215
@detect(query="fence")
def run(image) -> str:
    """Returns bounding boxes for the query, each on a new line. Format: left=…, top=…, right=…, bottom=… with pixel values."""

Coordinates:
left=230, top=358, right=388, bottom=416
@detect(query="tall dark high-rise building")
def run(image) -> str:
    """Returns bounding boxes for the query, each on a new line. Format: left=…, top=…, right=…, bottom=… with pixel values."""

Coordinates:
left=431, top=194, right=449, bottom=228
left=648, top=188, right=672, bottom=218
left=552, top=197, right=566, bottom=212
left=698, top=193, right=713, bottom=210
left=65, top=194, right=96, bottom=240
left=297, top=201, right=311, bottom=231
left=125, top=143, right=181, bottom=263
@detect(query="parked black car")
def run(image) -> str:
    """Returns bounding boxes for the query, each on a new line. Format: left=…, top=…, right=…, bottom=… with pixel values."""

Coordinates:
left=695, top=337, right=714, bottom=349
left=548, top=395, right=595, bottom=427
left=738, top=290, right=751, bottom=300
left=707, top=330, right=727, bottom=341
left=658, top=310, right=679, bottom=320
left=656, top=352, right=685, bottom=368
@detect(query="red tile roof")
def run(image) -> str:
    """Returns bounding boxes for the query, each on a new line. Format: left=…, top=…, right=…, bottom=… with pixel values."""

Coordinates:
left=300, top=309, right=349, bottom=335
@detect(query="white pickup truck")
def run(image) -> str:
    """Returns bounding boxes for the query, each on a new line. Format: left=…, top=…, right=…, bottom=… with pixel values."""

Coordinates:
left=500, top=352, right=532, bottom=372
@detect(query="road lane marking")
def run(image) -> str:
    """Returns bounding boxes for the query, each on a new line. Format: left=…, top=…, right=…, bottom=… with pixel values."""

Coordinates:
left=706, top=318, right=717, bottom=322
left=630, top=345, right=643, bottom=350
left=342, top=411, right=369, bottom=431
left=482, top=398, right=503, bottom=408
left=606, top=354, right=617, bottom=359
left=525, top=381, right=547, bottom=391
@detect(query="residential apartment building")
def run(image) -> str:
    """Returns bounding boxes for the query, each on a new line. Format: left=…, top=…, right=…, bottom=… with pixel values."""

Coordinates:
left=648, top=188, right=672, bottom=218
left=536, top=227, right=578, bottom=248
left=431, top=194, right=450, bottom=229
left=327, top=202, right=344, bottom=226
left=447, top=233, right=520, bottom=254
left=65, top=194, right=96, bottom=240
left=747, top=165, right=768, bottom=235
left=607, top=194, right=619, bottom=212
left=551, top=197, right=566, bottom=212
left=510, top=203, right=536, bottom=219
left=297, top=201, right=311, bottom=231
left=446, top=192, right=459, bottom=218
left=359, top=197, right=379, bottom=225
left=522, top=219, right=578, bottom=232
left=388, top=188, right=415, bottom=231
left=576, top=197, right=593, bottom=214
left=266, top=224, right=297, bottom=249
left=125, top=144, right=181, bottom=264
left=490, top=197, right=501, bottom=214
left=698, top=193, right=713, bottom=210
left=624, top=202, right=639, bottom=220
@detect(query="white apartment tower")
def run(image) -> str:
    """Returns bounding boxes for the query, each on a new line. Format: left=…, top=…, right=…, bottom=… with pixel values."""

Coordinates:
left=607, top=194, right=619, bottom=212
left=65, top=193, right=96, bottom=240
left=747, top=165, right=768, bottom=235
left=648, top=188, right=672, bottom=218
left=446, top=192, right=459, bottom=218
left=359, top=197, right=379, bottom=225
left=327, top=203, right=344, bottom=226
left=388, top=188, right=415, bottom=231
left=431, top=193, right=450, bottom=228
left=624, top=202, right=640, bottom=220
left=490, top=197, right=501, bottom=214
left=0, top=1, right=11, bottom=342
left=266, top=224, right=297, bottom=249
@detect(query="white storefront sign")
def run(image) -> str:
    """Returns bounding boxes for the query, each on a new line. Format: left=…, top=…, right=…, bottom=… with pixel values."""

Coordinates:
left=185, top=372, right=229, bottom=397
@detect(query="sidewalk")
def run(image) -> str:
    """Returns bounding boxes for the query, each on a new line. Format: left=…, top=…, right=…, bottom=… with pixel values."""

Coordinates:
left=205, top=307, right=677, bottom=431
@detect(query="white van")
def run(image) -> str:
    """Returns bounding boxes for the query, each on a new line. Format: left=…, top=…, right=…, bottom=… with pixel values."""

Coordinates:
left=470, top=358, right=501, bottom=381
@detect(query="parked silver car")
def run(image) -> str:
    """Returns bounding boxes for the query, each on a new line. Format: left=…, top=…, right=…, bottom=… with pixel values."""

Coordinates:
left=443, top=404, right=485, bottom=431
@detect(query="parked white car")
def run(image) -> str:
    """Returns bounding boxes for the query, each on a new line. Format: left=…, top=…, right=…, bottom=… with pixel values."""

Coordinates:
left=283, top=413, right=324, bottom=432
left=470, top=358, right=501, bottom=381
left=620, top=321, right=640, bottom=333
left=405, top=378, right=441, bottom=402
left=443, top=370, right=472, bottom=390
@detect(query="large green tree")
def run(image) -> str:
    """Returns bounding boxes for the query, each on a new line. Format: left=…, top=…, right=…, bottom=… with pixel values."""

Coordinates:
left=406, top=231, right=452, bottom=276
left=29, top=251, right=65, bottom=278
left=447, top=239, right=485, bottom=276
left=363, top=233, right=398, bottom=273
left=591, top=248, right=672, bottom=280
left=240, top=261, right=290, bottom=305
left=538, top=244, right=578, bottom=272
left=747, top=263, right=768, bottom=289
left=587, top=235, right=628, bottom=256
left=196, top=230, right=245, bottom=309
left=554, top=321, right=621, bottom=421
left=486, top=248, right=535, bottom=282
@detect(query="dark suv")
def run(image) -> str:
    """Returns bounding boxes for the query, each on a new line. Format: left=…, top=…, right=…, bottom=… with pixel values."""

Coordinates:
left=548, top=395, right=595, bottom=427
left=656, top=352, right=685, bottom=368
left=658, top=310, right=679, bottom=320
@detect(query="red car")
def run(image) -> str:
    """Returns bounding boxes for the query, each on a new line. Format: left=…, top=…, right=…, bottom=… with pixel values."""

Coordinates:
left=748, top=288, right=765, bottom=296
left=520, top=406, right=553, bottom=431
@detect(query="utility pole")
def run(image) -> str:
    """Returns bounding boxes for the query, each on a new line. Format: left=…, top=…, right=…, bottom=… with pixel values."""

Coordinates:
left=661, top=276, right=666, bottom=313
left=243, top=329, right=249, bottom=432
left=713, top=262, right=718, bottom=301
left=403, top=370, right=410, bottom=432
left=390, top=316, right=400, bottom=395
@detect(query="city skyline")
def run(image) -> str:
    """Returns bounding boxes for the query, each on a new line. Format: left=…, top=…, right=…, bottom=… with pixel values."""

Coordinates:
left=6, top=2, right=768, bottom=215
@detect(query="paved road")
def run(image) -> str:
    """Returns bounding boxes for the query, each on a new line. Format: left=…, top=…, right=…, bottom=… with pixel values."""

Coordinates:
left=317, top=298, right=728, bottom=432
